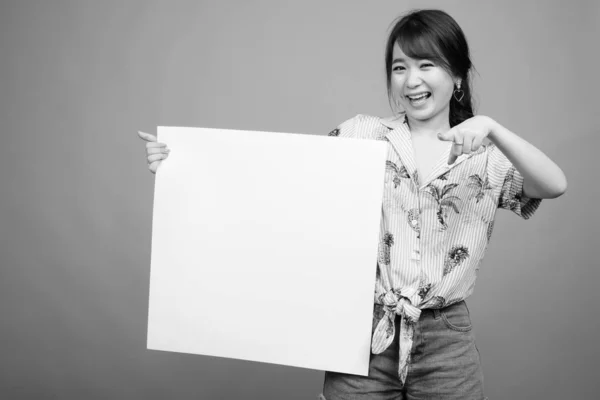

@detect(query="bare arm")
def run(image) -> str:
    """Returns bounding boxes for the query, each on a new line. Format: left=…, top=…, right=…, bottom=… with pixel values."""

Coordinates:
left=439, top=115, right=567, bottom=199
left=487, top=118, right=567, bottom=199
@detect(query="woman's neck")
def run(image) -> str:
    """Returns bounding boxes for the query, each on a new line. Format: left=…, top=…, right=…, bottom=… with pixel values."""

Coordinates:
left=406, top=111, right=451, bottom=139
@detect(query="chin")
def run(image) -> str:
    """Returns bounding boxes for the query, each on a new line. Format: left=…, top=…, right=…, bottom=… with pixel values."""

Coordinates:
left=406, top=109, right=435, bottom=121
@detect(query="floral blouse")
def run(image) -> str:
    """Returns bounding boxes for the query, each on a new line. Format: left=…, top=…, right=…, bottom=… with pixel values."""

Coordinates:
left=329, top=114, right=541, bottom=384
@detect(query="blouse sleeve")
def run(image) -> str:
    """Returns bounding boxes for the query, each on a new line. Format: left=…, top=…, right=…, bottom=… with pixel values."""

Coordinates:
left=486, top=144, right=542, bottom=219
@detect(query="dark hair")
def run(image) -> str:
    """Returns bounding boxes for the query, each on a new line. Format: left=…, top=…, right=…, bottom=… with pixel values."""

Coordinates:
left=385, top=9, right=475, bottom=127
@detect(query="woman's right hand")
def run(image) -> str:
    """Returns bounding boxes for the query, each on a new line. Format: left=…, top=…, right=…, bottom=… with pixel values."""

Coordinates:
left=137, top=131, right=170, bottom=174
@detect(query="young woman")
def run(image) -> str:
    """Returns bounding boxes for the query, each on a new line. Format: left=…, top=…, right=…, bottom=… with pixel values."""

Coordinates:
left=138, top=9, right=566, bottom=400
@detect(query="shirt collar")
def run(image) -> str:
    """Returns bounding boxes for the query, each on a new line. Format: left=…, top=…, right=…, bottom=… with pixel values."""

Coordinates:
left=379, top=113, right=486, bottom=188
left=379, top=114, right=408, bottom=130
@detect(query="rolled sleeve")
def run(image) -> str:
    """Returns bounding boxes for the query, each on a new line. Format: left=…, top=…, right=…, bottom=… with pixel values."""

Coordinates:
left=488, top=144, right=542, bottom=219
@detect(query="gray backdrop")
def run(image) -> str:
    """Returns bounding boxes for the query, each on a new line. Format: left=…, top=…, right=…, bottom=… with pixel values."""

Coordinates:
left=1, top=0, right=598, bottom=399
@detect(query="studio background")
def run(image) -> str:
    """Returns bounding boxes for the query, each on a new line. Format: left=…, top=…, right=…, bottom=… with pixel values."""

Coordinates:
left=1, top=0, right=598, bottom=399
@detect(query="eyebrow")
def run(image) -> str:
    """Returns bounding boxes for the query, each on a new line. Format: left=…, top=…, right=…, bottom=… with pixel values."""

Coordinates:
left=392, top=57, right=436, bottom=65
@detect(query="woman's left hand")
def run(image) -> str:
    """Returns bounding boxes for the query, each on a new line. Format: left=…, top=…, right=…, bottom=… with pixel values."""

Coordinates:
left=437, top=115, right=495, bottom=164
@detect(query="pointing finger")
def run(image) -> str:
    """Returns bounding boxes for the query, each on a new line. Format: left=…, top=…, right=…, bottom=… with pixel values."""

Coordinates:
left=448, top=143, right=462, bottom=165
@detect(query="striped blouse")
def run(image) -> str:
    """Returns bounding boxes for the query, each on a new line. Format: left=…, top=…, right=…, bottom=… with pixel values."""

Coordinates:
left=328, top=114, right=541, bottom=384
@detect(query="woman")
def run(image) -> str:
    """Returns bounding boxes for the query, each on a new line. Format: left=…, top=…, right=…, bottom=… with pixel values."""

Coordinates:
left=139, top=9, right=566, bottom=400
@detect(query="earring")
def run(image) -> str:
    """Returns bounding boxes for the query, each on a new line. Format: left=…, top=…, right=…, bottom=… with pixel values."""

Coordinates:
left=453, top=82, right=464, bottom=102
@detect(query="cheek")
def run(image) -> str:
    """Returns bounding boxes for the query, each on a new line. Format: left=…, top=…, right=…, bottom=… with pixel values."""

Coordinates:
left=438, top=74, right=456, bottom=98
left=439, top=85, right=454, bottom=101
left=433, top=78, right=454, bottom=102
left=391, top=76, right=406, bottom=95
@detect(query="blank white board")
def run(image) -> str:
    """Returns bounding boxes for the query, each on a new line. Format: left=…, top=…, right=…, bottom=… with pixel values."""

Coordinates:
left=147, top=126, right=387, bottom=375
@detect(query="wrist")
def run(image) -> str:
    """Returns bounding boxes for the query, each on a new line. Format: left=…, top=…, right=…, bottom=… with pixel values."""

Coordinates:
left=483, top=116, right=500, bottom=143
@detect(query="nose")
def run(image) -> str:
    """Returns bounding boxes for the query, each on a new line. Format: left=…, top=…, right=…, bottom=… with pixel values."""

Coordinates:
left=405, top=68, right=423, bottom=89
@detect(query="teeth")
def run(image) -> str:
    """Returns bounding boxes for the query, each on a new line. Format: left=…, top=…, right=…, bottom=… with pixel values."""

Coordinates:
left=408, top=93, right=429, bottom=100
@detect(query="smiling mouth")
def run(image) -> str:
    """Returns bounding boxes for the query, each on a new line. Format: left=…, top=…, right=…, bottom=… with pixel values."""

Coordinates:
left=406, top=92, right=431, bottom=106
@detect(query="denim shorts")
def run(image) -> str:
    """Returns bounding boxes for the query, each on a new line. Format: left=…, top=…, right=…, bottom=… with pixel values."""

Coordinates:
left=319, top=301, right=486, bottom=400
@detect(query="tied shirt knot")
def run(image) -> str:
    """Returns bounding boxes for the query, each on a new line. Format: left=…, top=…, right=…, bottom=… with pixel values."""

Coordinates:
left=372, top=287, right=422, bottom=385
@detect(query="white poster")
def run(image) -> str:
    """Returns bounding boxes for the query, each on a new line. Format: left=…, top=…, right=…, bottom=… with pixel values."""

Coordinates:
left=147, top=126, right=387, bottom=376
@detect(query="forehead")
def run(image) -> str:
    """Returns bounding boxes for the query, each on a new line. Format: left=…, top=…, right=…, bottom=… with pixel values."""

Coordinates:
left=391, top=37, right=446, bottom=64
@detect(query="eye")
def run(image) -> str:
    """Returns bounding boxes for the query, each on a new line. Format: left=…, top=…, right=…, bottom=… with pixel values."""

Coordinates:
left=392, top=65, right=405, bottom=72
left=420, top=62, right=434, bottom=69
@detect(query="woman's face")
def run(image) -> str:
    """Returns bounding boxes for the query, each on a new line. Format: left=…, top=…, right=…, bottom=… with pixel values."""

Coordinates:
left=391, top=42, right=456, bottom=125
